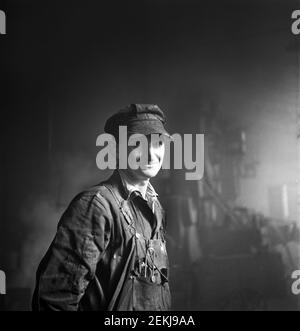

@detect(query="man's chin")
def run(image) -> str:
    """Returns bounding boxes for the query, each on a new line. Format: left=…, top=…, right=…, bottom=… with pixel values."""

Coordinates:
left=138, top=166, right=160, bottom=178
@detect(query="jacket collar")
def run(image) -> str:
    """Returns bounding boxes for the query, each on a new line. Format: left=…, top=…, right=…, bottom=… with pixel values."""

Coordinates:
left=107, top=170, right=158, bottom=202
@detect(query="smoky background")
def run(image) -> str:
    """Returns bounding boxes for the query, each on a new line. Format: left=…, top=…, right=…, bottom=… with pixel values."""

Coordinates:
left=1, top=0, right=300, bottom=310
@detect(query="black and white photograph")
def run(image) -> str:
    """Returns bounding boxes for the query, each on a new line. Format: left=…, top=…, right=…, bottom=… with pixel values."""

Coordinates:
left=1, top=0, right=300, bottom=313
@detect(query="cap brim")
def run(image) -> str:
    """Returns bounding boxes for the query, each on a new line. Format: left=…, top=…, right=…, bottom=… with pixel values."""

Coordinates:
left=127, top=119, right=171, bottom=138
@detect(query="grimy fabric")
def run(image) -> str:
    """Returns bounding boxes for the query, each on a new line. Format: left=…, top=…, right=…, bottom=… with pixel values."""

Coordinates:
left=32, top=171, right=171, bottom=311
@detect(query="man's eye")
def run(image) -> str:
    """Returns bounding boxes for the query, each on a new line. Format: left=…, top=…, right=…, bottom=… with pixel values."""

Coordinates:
left=153, top=141, right=163, bottom=148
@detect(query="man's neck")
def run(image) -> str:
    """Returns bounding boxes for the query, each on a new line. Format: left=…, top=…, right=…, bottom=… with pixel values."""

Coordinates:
left=119, top=170, right=149, bottom=199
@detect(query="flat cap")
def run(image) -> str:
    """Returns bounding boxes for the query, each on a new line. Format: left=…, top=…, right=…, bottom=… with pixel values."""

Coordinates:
left=104, top=104, right=170, bottom=138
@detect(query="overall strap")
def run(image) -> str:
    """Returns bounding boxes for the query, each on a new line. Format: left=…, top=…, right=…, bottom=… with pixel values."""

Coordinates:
left=101, top=184, right=136, bottom=229
left=100, top=184, right=137, bottom=310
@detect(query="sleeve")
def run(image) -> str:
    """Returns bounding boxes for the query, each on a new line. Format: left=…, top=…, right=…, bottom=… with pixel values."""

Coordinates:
left=33, top=192, right=111, bottom=311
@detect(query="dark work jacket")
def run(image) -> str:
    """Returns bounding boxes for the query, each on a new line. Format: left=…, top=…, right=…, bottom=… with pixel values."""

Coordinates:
left=32, top=171, right=171, bottom=311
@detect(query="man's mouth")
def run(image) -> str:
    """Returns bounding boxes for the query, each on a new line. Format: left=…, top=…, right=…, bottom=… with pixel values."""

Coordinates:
left=143, top=162, right=159, bottom=168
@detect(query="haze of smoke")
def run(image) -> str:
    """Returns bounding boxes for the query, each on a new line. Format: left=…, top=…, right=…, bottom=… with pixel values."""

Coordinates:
left=15, top=153, right=105, bottom=292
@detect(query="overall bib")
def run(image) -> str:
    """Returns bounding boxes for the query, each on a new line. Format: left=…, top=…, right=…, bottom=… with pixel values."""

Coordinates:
left=104, top=184, right=171, bottom=311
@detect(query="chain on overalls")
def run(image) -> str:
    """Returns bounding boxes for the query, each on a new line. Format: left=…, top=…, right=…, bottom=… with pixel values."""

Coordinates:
left=104, top=185, right=171, bottom=311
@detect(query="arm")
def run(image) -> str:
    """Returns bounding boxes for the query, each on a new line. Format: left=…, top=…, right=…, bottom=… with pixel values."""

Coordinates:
left=33, top=191, right=111, bottom=311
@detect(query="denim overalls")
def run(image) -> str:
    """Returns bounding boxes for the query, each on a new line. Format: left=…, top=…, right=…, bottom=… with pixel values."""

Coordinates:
left=103, top=183, right=171, bottom=311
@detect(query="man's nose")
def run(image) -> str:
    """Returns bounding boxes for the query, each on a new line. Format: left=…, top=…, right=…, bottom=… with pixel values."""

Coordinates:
left=147, top=141, right=158, bottom=163
left=147, top=144, right=154, bottom=162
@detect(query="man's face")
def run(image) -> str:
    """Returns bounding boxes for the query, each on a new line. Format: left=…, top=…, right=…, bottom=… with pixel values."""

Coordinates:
left=124, top=134, right=165, bottom=180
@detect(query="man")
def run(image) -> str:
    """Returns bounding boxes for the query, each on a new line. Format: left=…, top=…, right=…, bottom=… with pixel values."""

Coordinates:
left=32, top=104, right=172, bottom=311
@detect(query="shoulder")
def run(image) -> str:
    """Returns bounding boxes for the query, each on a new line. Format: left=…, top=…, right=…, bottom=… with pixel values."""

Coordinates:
left=57, top=184, right=116, bottom=232
left=67, top=181, right=120, bottom=217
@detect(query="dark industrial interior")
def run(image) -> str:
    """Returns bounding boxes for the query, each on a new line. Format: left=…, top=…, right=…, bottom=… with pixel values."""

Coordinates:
left=1, top=0, right=300, bottom=310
